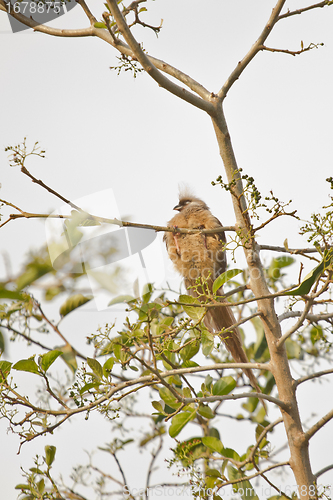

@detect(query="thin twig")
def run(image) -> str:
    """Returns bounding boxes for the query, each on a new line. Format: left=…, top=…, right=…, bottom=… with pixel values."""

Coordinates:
left=76, top=0, right=97, bottom=24
left=304, top=408, right=333, bottom=442
left=183, top=391, right=287, bottom=410
left=276, top=299, right=313, bottom=347
left=216, top=461, right=290, bottom=489
left=106, top=0, right=214, bottom=114
left=278, top=1, right=333, bottom=20
left=218, top=0, right=287, bottom=98
left=314, top=463, right=333, bottom=479
left=259, top=244, right=322, bottom=254
left=278, top=310, right=333, bottom=324
left=21, top=166, right=84, bottom=213
left=259, top=42, right=324, bottom=57
left=294, top=368, right=333, bottom=388
left=145, top=436, right=163, bottom=500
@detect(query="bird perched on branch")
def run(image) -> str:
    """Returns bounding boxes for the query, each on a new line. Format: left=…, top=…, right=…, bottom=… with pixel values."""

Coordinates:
left=164, top=192, right=264, bottom=401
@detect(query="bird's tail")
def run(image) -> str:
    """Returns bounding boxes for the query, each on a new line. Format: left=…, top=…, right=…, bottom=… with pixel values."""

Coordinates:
left=186, top=283, right=266, bottom=412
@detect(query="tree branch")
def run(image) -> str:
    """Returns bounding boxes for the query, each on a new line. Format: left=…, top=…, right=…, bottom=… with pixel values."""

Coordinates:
left=304, top=408, right=333, bottom=443
left=216, top=461, right=290, bottom=489
left=259, top=42, right=324, bottom=57
left=294, top=368, right=333, bottom=388
left=183, top=392, right=287, bottom=410
left=278, top=310, right=333, bottom=324
left=76, top=0, right=97, bottom=24
left=218, top=0, right=287, bottom=99
left=259, top=244, right=321, bottom=254
left=314, top=463, right=333, bottom=479
left=276, top=299, right=313, bottom=347
left=105, top=0, right=215, bottom=114
left=278, top=1, right=333, bottom=20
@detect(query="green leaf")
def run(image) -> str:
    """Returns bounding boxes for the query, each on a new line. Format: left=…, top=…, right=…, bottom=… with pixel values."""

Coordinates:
left=212, top=376, right=236, bottom=396
left=59, top=294, right=92, bottom=317
left=37, top=478, right=45, bottom=494
left=213, top=269, right=242, bottom=293
left=159, top=387, right=181, bottom=410
left=181, top=359, right=199, bottom=368
left=45, top=445, right=56, bottom=466
left=197, top=404, right=214, bottom=419
left=252, top=317, right=268, bottom=360
left=242, top=396, right=258, bottom=414
left=201, top=328, right=214, bottom=356
left=310, top=325, right=324, bottom=344
left=16, top=261, right=53, bottom=291
left=0, top=289, right=25, bottom=300
left=142, top=283, right=153, bottom=303
left=205, top=468, right=221, bottom=477
left=108, top=294, right=136, bottom=306
left=268, top=256, right=295, bottom=281
left=41, top=350, right=62, bottom=372
left=179, top=339, right=200, bottom=361
left=0, top=330, right=5, bottom=355
left=15, top=484, right=31, bottom=491
left=94, top=21, right=107, bottom=28
left=285, top=338, right=303, bottom=359
left=87, top=357, right=103, bottom=379
left=0, top=360, right=12, bottom=381
left=202, top=436, right=224, bottom=454
left=13, top=357, right=40, bottom=375
left=179, top=295, right=205, bottom=321
left=285, top=248, right=333, bottom=296
left=169, top=409, right=196, bottom=438
left=103, top=357, right=115, bottom=377
left=59, top=344, right=77, bottom=373
left=227, top=465, right=259, bottom=500
left=222, top=447, right=240, bottom=461
left=151, top=400, right=166, bottom=414
left=79, top=382, right=101, bottom=394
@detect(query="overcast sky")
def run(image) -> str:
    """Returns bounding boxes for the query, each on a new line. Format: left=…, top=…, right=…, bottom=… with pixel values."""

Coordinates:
left=1, top=1, right=333, bottom=498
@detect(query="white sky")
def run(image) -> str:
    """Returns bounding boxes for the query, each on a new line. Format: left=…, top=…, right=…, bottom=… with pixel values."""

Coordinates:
left=1, top=1, right=333, bottom=498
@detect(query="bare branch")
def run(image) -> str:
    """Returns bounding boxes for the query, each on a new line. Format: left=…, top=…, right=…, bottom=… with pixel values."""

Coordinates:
left=304, top=408, right=333, bottom=442
left=315, top=463, right=333, bottom=479
left=218, top=0, right=287, bottom=99
left=241, top=417, right=283, bottom=467
left=0, top=206, right=235, bottom=235
left=76, top=0, right=97, bottom=24
left=260, top=42, right=324, bottom=57
left=279, top=310, right=333, bottom=324
left=216, top=311, right=263, bottom=336
left=105, top=0, right=214, bottom=114
left=20, top=165, right=84, bottom=213
left=259, top=244, right=322, bottom=254
left=276, top=299, right=313, bottom=347
left=278, top=1, right=333, bottom=20
left=216, top=461, right=290, bottom=489
left=183, top=391, right=287, bottom=410
left=294, top=368, right=333, bottom=388
left=145, top=436, right=163, bottom=500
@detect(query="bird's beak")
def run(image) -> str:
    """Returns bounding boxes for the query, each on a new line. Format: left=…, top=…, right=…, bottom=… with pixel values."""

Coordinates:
left=173, top=204, right=182, bottom=211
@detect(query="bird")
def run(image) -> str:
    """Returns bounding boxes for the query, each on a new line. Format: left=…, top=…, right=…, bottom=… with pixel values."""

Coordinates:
left=164, top=192, right=264, bottom=403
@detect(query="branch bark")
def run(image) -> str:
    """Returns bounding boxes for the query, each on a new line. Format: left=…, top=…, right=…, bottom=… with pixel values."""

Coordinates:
left=218, top=0, right=287, bottom=99
left=105, top=0, right=215, bottom=113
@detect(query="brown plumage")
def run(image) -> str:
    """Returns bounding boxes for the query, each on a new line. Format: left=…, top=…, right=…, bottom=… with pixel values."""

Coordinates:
left=164, top=193, right=264, bottom=403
